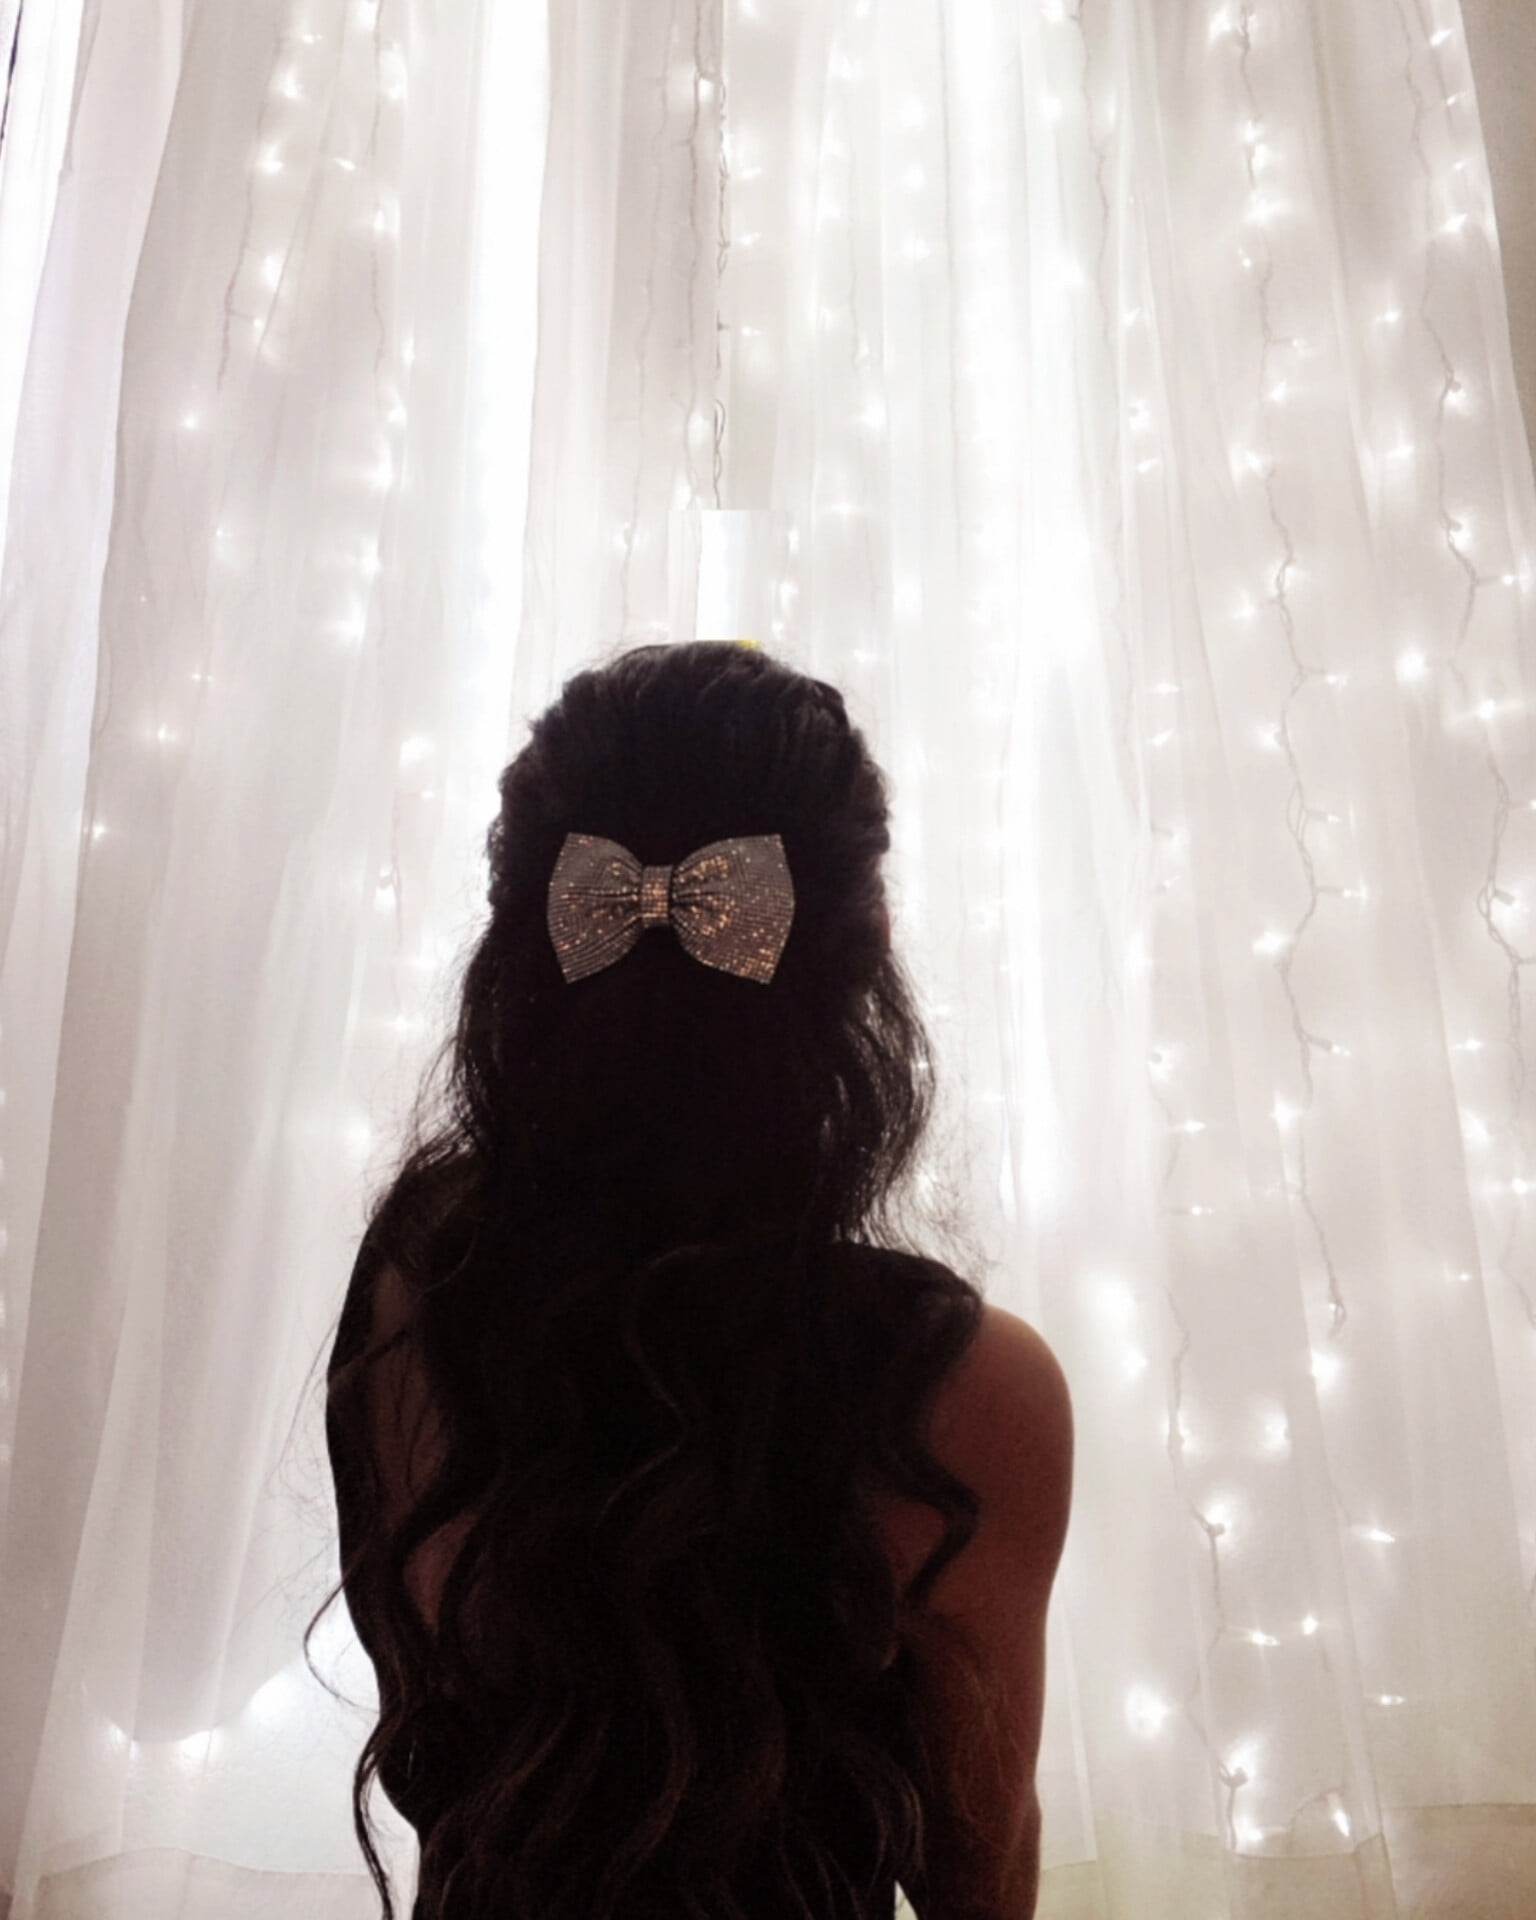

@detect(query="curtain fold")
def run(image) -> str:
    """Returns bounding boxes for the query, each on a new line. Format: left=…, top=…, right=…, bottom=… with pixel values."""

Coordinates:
left=2, top=2, right=1534, bottom=1917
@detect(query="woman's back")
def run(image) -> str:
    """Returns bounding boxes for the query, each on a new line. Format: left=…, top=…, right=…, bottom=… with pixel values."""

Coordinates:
left=329, top=1227, right=1071, bottom=1919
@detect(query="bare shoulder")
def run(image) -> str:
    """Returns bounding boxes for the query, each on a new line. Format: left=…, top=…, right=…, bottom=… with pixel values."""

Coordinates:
left=893, top=1303, right=1072, bottom=1917
left=934, top=1302, right=1075, bottom=1583
left=875, top=1299, right=1074, bottom=1609
left=945, top=1303, right=1072, bottom=1457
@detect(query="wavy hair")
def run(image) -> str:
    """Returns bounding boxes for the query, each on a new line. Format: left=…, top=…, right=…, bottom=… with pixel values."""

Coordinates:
left=302, top=641, right=1003, bottom=1918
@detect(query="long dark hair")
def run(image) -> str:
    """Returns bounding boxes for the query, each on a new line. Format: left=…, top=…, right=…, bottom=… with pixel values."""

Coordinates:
left=303, top=641, right=1001, bottom=1918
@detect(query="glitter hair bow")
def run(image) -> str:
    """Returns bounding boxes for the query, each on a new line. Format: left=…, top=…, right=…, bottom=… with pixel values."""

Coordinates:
left=546, top=832, right=796, bottom=986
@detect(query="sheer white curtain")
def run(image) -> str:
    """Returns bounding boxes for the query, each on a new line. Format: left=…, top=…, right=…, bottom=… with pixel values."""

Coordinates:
left=3, top=3, right=1535, bottom=1918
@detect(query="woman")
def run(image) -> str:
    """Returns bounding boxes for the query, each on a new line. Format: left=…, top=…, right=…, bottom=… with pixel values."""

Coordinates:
left=310, top=641, right=1073, bottom=1919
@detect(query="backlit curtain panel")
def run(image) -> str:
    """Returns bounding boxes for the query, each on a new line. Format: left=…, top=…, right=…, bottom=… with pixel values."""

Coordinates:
left=2, top=2, right=1534, bottom=1918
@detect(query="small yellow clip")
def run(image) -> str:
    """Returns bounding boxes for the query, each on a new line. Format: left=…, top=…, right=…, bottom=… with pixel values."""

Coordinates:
left=733, top=637, right=761, bottom=650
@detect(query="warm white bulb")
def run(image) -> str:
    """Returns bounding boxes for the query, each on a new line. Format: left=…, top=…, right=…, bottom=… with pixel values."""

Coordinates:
left=1125, top=1686, right=1171, bottom=1736
left=1301, top=1613, right=1320, bottom=1635
left=1310, top=1350, right=1342, bottom=1389
left=256, top=147, right=283, bottom=174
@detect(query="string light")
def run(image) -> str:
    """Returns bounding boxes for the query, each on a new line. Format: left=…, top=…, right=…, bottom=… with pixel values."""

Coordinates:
left=1126, top=1687, right=1171, bottom=1736
left=1396, top=649, right=1430, bottom=683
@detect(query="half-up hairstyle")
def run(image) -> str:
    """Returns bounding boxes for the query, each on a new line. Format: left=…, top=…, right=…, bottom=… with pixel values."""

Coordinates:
left=303, top=641, right=1002, bottom=1918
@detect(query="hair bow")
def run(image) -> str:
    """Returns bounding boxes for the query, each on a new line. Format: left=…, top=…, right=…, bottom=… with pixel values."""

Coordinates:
left=546, top=832, right=795, bottom=986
